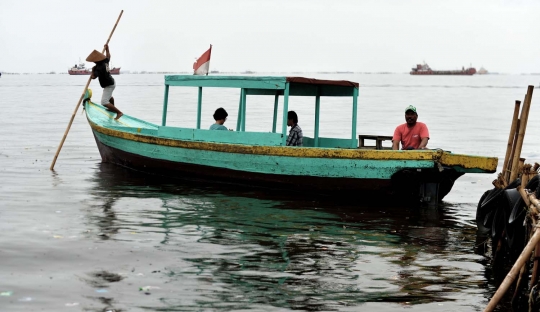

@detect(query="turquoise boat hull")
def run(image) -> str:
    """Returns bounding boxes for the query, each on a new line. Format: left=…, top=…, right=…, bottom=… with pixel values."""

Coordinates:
left=83, top=75, right=497, bottom=204
left=85, top=101, right=496, bottom=202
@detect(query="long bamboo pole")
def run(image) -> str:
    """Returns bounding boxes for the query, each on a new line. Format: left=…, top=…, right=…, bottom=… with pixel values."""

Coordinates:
left=484, top=188, right=540, bottom=311
left=530, top=242, right=540, bottom=288
left=484, top=225, right=540, bottom=311
left=509, top=86, right=535, bottom=182
left=512, top=265, right=528, bottom=303
left=50, top=10, right=124, bottom=170
left=502, top=101, right=521, bottom=182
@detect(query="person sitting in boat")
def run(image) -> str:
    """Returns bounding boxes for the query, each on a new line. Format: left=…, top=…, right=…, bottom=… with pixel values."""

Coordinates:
left=392, top=105, right=429, bottom=150
left=87, top=44, right=123, bottom=120
left=210, top=107, right=229, bottom=130
left=286, top=111, right=303, bottom=146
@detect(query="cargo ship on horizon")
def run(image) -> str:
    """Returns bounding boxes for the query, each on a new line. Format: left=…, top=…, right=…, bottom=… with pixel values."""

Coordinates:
left=410, top=63, right=476, bottom=75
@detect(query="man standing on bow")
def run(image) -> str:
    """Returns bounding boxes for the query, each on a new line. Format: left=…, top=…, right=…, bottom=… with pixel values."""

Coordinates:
left=392, top=105, right=429, bottom=150
left=87, top=44, right=123, bottom=120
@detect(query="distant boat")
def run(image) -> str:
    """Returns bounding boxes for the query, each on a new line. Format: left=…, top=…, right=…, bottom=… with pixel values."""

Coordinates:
left=478, top=67, right=488, bottom=75
left=68, top=61, right=120, bottom=75
left=410, top=63, right=476, bottom=75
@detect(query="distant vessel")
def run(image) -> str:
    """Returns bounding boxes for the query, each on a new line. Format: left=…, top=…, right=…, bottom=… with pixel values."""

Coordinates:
left=68, top=61, right=120, bottom=75
left=410, top=63, right=476, bottom=75
left=478, top=67, right=488, bottom=75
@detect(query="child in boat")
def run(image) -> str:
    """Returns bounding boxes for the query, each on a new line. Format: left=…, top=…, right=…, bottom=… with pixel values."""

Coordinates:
left=286, top=111, right=303, bottom=146
left=87, top=44, right=123, bottom=120
left=210, top=108, right=229, bottom=130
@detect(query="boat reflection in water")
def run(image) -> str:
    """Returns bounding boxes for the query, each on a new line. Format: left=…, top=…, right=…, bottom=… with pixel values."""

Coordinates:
left=83, top=163, right=491, bottom=311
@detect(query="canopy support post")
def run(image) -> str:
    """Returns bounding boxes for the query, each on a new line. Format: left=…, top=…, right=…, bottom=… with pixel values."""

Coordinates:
left=241, top=88, right=246, bottom=132
left=236, top=91, right=242, bottom=131
left=281, top=83, right=290, bottom=146
left=196, top=87, right=203, bottom=129
left=161, top=84, right=169, bottom=126
left=351, top=87, right=359, bottom=148
left=272, top=93, right=279, bottom=133
left=314, top=88, right=321, bottom=147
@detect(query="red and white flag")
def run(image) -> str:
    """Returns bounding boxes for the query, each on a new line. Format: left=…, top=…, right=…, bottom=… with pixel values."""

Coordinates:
left=193, top=45, right=212, bottom=75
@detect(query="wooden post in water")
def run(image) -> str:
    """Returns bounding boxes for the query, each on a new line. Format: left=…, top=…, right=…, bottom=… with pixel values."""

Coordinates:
left=531, top=232, right=540, bottom=288
left=518, top=158, right=526, bottom=182
left=506, top=119, right=521, bottom=183
left=509, top=86, right=535, bottom=182
left=484, top=211, right=540, bottom=311
left=489, top=184, right=540, bottom=310
left=512, top=265, right=528, bottom=303
left=50, top=10, right=124, bottom=170
left=502, top=100, right=521, bottom=183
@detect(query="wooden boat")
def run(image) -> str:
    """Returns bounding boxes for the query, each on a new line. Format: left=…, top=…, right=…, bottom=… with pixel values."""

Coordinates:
left=83, top=75, right=497, bottom=205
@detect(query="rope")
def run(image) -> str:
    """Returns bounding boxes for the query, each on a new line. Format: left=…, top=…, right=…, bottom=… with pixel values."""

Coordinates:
left=432, top=148, right=445, bottom=172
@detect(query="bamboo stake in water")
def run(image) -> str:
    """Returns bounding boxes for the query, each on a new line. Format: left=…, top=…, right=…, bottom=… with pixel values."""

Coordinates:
left=530, top=240, right=540, bottom=290
left=502, top=100, right=521, bottom=182
left=484, top=218, right=540, bottom=311
left=50, top=10, right=124, bottom=170
left=506, top=118, right=520, bottom=183
left=484, top=188, right=540, bottom=311
left=509, top=86, right=535, bottom=182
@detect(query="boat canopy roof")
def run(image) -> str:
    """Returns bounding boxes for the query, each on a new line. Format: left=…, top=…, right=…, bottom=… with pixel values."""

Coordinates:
left=161, top=75, right=360, bottom=147
left=165, top=75, right=359, bottom=97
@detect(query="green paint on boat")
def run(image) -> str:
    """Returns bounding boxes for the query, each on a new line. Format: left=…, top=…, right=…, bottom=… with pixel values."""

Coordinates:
left=84, top=75, right=498, bottom=204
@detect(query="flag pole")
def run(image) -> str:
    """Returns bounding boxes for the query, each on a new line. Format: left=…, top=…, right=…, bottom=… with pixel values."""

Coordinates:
left=50, top=10, right=124, bottom=170
left=207, top=44, right=212, bottom=76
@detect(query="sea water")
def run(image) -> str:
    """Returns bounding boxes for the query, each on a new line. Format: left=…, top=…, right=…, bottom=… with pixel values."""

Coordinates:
left=0, top=73, right=539, bottom=311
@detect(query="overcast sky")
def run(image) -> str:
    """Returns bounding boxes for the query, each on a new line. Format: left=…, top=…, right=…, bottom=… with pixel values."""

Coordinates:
left=1, top=0, right=539, bottom=74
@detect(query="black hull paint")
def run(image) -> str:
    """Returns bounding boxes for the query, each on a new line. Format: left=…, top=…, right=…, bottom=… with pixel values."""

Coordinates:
left=93, top=133, right=462, bottom=205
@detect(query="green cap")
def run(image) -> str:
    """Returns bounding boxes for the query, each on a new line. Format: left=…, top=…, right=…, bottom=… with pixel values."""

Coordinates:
left=405, top=105, right=417, bottom=113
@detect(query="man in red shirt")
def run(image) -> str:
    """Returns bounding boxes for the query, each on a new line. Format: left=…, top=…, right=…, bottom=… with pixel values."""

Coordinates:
left=392, top=105, right=429, bottom=150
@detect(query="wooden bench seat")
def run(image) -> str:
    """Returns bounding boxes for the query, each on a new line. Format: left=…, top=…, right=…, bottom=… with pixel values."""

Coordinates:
left=358, top=135, right=393, bottom=150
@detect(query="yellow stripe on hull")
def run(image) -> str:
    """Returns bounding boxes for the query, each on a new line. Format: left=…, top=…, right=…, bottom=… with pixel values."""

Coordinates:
left=88, top=121, right=497, bottom=172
